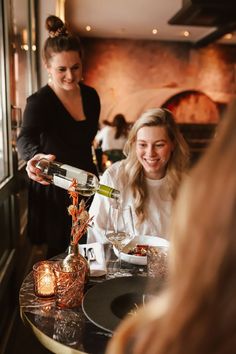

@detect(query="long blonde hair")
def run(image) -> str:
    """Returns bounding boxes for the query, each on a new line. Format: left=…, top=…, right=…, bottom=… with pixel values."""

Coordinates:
left=106, top=100, right=236, bottom=354
left=123, top=108, right=189, bottom=223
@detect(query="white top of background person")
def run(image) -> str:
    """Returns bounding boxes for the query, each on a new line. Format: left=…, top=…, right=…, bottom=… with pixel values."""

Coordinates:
left=95, top=113, right=129, bottom=151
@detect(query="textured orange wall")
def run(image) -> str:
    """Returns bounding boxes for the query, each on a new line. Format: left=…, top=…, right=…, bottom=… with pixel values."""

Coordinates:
left=81, top=38, right=236, bottom=123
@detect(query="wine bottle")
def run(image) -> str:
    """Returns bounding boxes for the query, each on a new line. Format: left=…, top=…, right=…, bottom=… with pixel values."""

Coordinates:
left=35, top=159, right=120, bottom=200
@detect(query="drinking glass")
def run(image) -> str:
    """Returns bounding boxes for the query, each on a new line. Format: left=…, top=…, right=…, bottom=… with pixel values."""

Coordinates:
left=147, top=246, right=168, bottom=280
left=105, top=205, right=135, bottom=277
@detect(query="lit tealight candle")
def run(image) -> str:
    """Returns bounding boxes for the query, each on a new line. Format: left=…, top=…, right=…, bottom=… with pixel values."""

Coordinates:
left=33, top=261, right=56, bottom=298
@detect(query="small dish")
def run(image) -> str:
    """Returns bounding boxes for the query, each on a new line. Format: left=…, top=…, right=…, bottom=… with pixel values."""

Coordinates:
left=113, top=235, right=169, bottom=265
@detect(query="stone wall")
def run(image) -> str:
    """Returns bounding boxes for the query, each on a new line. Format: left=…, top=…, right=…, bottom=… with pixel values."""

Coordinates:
left=81, top=38, right=236, bottom=123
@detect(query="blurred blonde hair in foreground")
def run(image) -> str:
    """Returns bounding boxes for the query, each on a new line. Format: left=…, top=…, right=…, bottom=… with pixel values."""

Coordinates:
left=106, top=99, right=236, bottom=354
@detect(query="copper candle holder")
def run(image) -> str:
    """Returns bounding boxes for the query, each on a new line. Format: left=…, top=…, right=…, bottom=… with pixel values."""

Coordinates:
left=54, top=261, right=86, bottom=308
left=33, top=261, right=56, bottom=298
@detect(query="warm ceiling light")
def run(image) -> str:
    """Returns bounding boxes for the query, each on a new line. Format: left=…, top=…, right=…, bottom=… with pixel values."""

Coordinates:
left=182, top=30, right=190, bottom=37
left=152, top=28, right=158, bottom=35
left=21, top=44, right=29, bottom=51
left=85, top=25, right=91, bottom=32
left=223, top=33, right=233, bottom=39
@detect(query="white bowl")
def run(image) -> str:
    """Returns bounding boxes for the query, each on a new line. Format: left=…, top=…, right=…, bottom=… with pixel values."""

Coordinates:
left=113, top=235, right=169, bottom=265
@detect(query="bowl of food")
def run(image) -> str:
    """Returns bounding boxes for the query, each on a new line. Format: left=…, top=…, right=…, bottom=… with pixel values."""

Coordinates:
left=113, top=235, right=169, bottom=265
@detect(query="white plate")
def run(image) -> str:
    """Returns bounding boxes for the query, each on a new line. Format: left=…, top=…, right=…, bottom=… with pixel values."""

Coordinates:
left=113, top=235, right=169, bottom=265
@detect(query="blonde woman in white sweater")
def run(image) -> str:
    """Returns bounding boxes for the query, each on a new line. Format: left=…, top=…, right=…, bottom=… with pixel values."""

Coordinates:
left=87, top=108, right=189, bottom=243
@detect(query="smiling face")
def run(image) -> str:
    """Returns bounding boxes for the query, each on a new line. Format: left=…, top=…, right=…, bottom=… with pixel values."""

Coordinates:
left=135, top=125, right=174, bottom=179
left=47, top=50, right=82, bottom=91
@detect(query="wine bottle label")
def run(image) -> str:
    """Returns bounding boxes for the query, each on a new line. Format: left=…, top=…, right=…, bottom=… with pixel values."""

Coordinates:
left=48, top=165, right=66, bottom=176
left=61, top=164, right=87, bottom=184
left=53, top=175, right=73, bottom=190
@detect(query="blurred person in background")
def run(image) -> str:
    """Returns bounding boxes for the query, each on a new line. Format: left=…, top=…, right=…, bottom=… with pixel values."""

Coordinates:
left=106, top=100, right=236, bottom=354
left=17, top=15, right=100, bottom=258
left=95, top=113, right=130, bottom=165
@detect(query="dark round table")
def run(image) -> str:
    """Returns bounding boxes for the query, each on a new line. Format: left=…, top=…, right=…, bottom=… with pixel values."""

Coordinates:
left=19, top=247, right=150, bottom=354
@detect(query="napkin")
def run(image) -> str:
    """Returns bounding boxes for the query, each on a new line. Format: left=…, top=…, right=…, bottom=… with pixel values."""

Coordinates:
left=79, top=242, right=107, bottom=277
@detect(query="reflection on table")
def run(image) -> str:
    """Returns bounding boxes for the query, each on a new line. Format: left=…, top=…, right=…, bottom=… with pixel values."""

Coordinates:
left=19, top=247, right=148, bottom=354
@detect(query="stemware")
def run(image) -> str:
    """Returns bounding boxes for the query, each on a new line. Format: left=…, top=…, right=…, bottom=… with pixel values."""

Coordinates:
left=105, top=204, right=135, bottom=277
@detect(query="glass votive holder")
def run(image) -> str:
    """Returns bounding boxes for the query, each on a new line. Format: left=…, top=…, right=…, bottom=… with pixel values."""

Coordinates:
left=53, top=310, right=84, bottom=346
left=33, top=261, right=56, bottom=298
left=53, top=261, right=86, bottom=309
left=147, top=246, right=168, bottom=280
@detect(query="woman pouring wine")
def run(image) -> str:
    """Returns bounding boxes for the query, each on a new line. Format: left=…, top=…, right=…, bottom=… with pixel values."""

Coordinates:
left=17, top=15, right=101, bottom=258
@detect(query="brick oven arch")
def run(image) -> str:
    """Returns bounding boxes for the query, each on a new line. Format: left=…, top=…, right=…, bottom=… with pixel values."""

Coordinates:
left=162, top=89, right=220, bottom=123
left=105, top=87, right=220, bottom=124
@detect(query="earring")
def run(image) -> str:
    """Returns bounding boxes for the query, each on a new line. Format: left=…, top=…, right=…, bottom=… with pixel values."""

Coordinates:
left=48, top=73, right=52, bottom=84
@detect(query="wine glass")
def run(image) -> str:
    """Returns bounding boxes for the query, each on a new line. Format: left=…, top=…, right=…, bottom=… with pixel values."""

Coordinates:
left=105, top=204, right=135, bottom=277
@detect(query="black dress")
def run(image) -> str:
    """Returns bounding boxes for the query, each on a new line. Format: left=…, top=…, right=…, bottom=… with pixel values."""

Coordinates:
left=17, top=83, right=100, bottom=254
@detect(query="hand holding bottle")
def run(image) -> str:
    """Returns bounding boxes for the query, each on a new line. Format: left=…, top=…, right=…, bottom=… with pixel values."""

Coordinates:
left=25, top=153, right=56, bottom=185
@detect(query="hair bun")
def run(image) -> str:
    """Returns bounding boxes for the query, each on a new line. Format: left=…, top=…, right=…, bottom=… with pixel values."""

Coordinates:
left=46, top=15, right=68, bottom=38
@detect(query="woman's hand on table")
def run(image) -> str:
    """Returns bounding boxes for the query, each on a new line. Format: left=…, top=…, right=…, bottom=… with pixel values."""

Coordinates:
left=26, top=153, right=56, bottom=185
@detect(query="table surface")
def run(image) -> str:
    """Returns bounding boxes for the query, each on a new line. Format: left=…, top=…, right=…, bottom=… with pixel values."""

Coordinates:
left=19, top=246, right=149, bottom=354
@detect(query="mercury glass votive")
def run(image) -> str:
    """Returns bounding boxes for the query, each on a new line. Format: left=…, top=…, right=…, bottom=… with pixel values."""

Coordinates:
left=33, top=261, right=56, bottom=298
left=54, top=260, right=86, bottom=308
left=147, top=246, right=169, bottom=280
